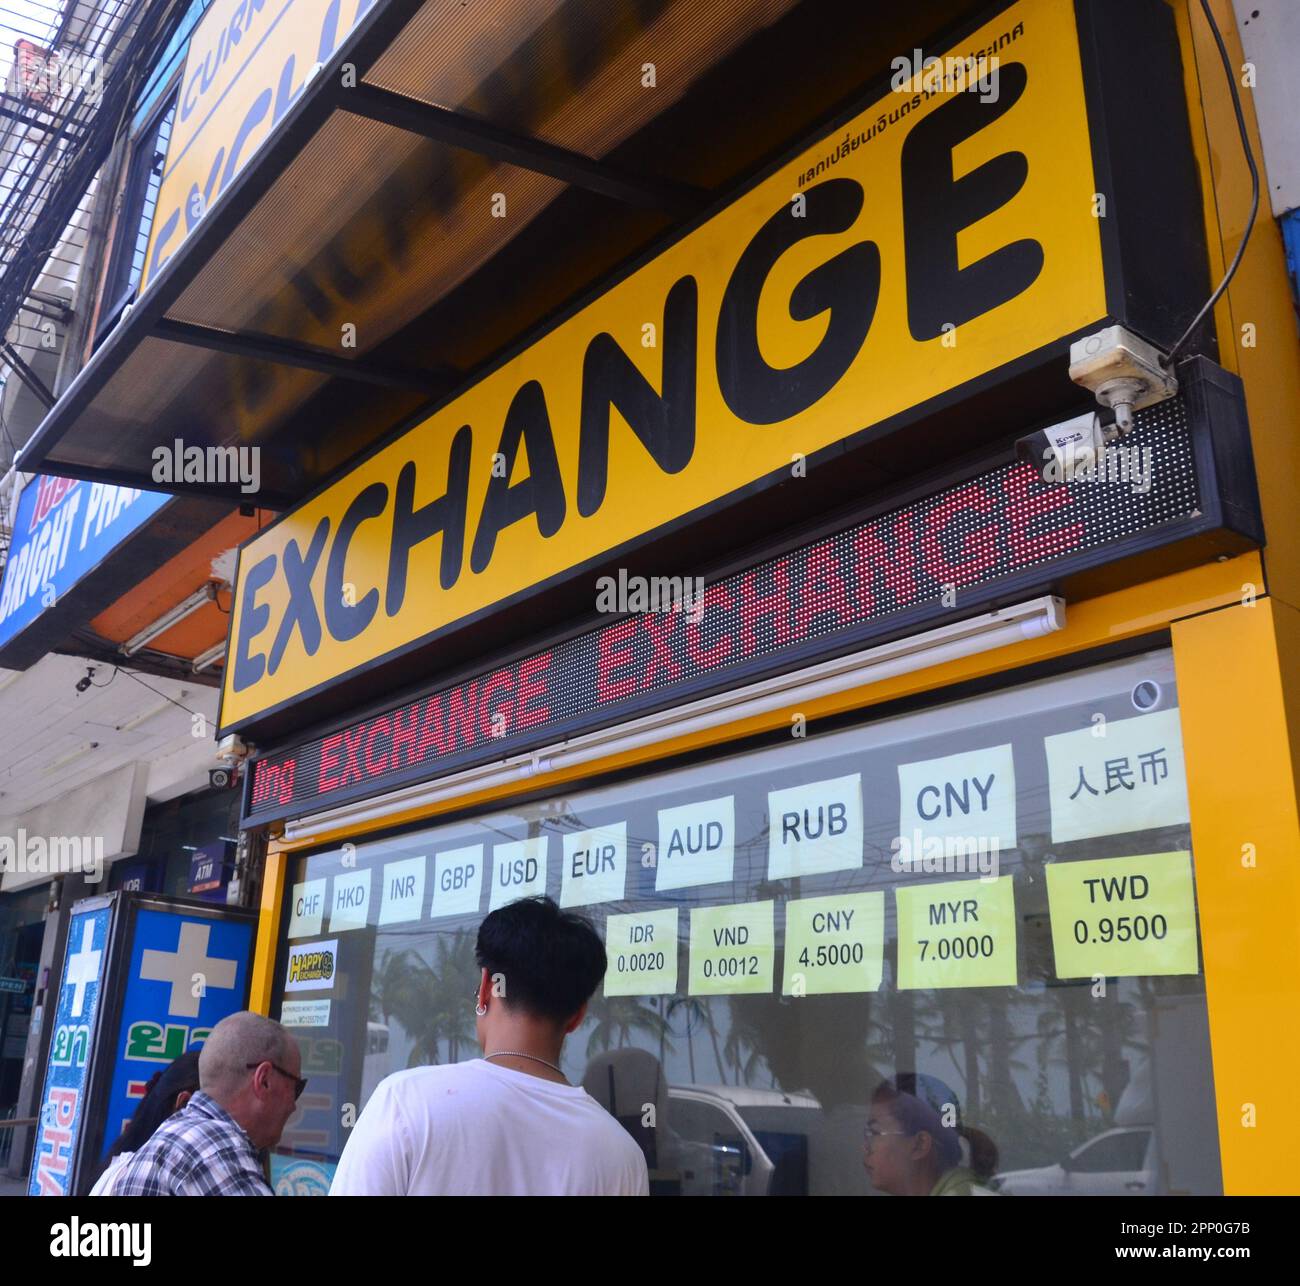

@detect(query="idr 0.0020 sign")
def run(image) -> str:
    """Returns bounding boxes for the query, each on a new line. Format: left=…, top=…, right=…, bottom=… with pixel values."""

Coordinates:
left=220, top=0, right=1112, bottom=732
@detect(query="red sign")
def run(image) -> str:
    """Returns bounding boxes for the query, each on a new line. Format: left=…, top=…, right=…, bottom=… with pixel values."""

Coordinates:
left=244, top=410, right=1203, bottom=827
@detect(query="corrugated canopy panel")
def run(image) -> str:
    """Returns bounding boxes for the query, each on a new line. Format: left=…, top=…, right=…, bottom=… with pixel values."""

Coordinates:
left=12, top=0, right=808, bottom=503
left=74, top=334, right=334, bottom=494
left=368, top=0, right=796, bottom=160
left=166, top=116, right=569, bottom=349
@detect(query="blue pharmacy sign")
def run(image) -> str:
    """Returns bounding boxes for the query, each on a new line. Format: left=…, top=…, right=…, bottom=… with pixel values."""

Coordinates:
left=271, top=1155, right=337, bottom=1196
left=0, top=475, right=168, bottom=653
left=97, top=906, right=255, bottom=1154
left=28, top=900, right=113, bottom=1196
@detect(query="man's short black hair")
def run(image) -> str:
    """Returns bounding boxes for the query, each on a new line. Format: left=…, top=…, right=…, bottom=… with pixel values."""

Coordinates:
left=475, top=896, right=607, bottom=1024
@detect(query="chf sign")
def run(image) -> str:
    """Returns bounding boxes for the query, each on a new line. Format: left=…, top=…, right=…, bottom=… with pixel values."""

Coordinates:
left=288, top=878, right=327, bottom=938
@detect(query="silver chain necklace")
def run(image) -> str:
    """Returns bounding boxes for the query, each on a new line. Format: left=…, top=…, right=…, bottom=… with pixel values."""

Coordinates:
left=483, top=1050, right=566, bottom=1077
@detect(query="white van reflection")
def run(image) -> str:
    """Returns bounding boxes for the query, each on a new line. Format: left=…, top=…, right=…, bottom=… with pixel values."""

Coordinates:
left=581, top=1048, right=821, bottom=1194
left=665, top=1086, right=820, bottom=1196
left=993, top=1126, right=1155, bottom=1195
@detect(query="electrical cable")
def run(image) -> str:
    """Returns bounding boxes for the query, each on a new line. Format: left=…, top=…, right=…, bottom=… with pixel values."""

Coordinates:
left=118, top=665, right=200, bottom=717
left=1164, top=0, right=1260, bottom=369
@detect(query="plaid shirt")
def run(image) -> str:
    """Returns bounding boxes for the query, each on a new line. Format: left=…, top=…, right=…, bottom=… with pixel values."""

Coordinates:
left=104, top=1090, right=273, bottom=1196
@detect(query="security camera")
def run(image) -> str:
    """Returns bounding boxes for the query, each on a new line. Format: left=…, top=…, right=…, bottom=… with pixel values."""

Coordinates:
left=1069, top=325, right=1177, bottom=433
left=216, top=733, right=253, bottom=765
left=1015, top=411, right=1117, bottom=483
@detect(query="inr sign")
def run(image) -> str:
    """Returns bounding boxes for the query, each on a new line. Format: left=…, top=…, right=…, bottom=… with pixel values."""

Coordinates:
left=378, top=856, right=426, bottom=926
left=432, top=846, right=483, bottom=918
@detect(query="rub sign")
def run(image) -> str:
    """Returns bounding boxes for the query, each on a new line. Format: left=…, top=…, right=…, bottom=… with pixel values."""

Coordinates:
left=220, top=0, right=1105, bottom=731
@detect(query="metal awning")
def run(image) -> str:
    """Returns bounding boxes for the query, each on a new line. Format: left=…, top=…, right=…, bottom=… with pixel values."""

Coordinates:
left=15, top=0, right=825, bottom=505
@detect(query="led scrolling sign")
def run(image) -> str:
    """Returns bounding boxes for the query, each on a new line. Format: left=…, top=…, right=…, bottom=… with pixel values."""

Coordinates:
left=243, top=406, right=1211, bottom=826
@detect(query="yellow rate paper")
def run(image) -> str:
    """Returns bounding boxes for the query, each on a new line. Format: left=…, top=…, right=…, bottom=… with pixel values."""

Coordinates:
left=689, top=901, right=775, bottom=996
left=604, top=909, right=679, bottom=996
left=782, top=893, right=884, bottom=995
left=1045, top=851, right=1199, bottom=978
left=895, top=876, right=1018, bottom=990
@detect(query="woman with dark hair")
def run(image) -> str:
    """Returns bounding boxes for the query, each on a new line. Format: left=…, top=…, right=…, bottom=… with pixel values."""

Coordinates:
left=87, top=1049, right=202, bottom=1196
left=863, top=1072, right=1000, bottom=1196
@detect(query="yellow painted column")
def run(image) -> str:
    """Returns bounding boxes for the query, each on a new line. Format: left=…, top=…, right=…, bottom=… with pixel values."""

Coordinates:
left=249, top=842, right=288, bottom=1016
left=1173, top=597, right=1300, bottom=1194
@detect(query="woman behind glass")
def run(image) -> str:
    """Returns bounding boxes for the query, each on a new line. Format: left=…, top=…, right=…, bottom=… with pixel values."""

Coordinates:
left=863, top=1072, right=1000, bottom=1196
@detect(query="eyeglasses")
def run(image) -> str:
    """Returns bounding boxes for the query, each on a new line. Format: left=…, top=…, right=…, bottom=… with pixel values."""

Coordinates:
left=863, top=1124, right=910, bottom=1147
left=247, top=1061, right=308, bottom=1100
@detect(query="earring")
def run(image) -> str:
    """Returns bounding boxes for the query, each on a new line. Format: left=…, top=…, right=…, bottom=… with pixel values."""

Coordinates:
left=475, top=1003, right=487, bottom=1016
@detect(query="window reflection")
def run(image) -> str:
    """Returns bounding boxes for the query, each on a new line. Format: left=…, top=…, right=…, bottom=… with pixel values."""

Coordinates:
left=272, top=649, right=1222, bottom=1196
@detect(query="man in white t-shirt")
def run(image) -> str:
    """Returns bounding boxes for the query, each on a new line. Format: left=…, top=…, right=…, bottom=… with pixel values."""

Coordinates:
left=329, top=896, right=648, bottom=1196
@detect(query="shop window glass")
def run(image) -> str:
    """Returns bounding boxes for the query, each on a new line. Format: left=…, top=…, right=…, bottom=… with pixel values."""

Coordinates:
left=1069, top=1130, right=1151, bottom=1174
left=123, top=788, right=241, bottom=898
left=271, top=648, right=1222, bottom=1196
left=96, top=95, right=177, bottom=342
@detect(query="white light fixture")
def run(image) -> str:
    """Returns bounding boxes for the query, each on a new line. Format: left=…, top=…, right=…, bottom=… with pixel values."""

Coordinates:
left=121, top=583, right=216, bottom=657
left=283, top=596, right=1064, bottom=844
left=49, top=739, right=100, bottom=772
left=193, top=641, right=226, bottom=673
left=115, top=700, right=174, bottom=734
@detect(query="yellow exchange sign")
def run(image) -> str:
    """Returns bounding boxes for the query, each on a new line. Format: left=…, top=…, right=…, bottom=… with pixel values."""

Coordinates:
left=221, top=0, right=1106, bottom=731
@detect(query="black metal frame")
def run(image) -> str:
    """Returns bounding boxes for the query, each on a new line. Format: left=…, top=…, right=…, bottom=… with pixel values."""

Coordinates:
left=330, top=81, right=707, bottom=216
left=0, top=0, right=194, bottom=376
left=151, top=318, right=456, bottom=394
left=14, top=0, right=709, bottom=489
left=15, top=0, right=430, bottom=483
left=95, top=86, right=181, bottom=351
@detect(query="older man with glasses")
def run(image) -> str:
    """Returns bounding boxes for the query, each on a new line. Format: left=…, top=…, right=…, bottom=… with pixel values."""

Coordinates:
left=105, top=1011, right=304, bottom=1196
